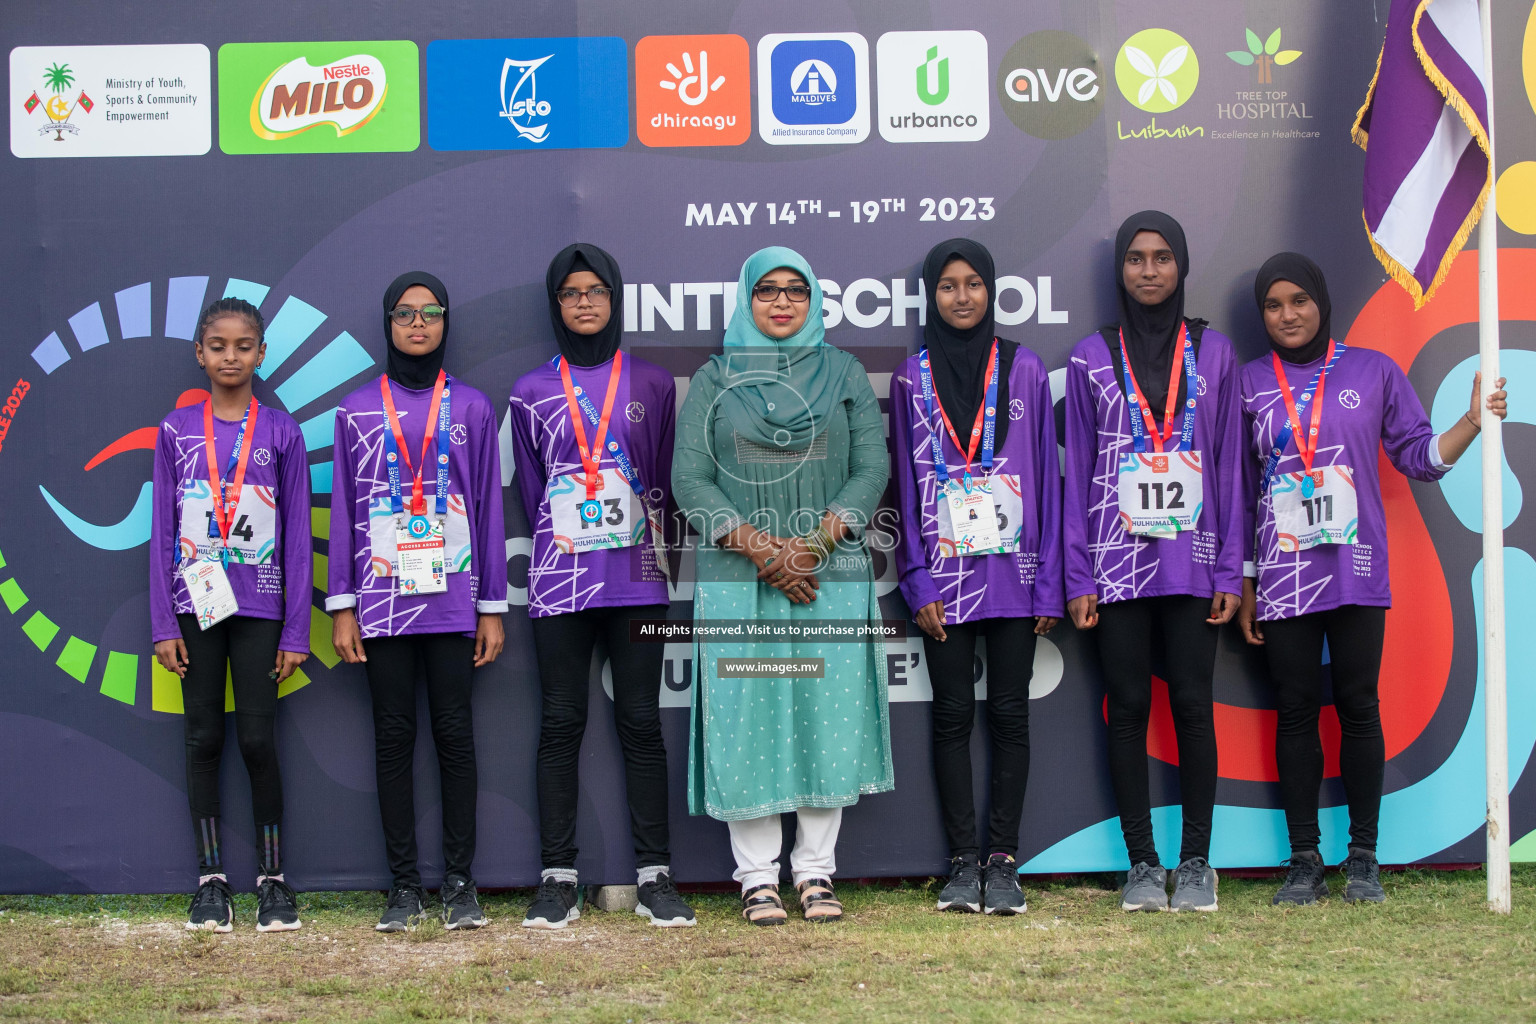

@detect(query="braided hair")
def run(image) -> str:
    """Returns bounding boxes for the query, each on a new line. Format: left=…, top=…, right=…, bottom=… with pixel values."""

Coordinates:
left=194, top=297, right=265, bottom=346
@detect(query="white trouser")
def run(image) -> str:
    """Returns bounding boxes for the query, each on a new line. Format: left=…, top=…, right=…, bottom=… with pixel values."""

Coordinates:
left=727, top=807, right=843, bottom=890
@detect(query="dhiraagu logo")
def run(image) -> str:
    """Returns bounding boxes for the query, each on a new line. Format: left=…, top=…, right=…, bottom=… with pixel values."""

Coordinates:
left=1115, top=29, right=1199, bottom=113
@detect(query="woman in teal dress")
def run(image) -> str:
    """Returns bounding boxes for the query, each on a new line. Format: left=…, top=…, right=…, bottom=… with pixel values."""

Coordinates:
left=673, top=246, right=893, bottom=926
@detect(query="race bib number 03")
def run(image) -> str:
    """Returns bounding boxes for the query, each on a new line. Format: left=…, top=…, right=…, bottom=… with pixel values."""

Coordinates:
left=937, top=474, right=1023, bottom=557
left=179, top=482, right=277, bottom=565
left=366, top=494, right=472, bottom=577
left=547, top=471, right=644, bottom=554
left=1271, top=464, right=1358, bottom=552
left=1117, top=451, right=1203, bottom=537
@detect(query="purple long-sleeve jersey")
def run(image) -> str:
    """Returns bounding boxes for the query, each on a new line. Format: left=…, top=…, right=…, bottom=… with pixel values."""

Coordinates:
left=1063, top=326, right=1246, bottom=605
left=508, top=353, right=674, bottom=617
left=890, top=345, right=1064, bottom=622
left=1240, top=346, right=1449, bottom=621
left=150, top=402, right=313, bottom=652
left=326, top=376, right=508, bottom=638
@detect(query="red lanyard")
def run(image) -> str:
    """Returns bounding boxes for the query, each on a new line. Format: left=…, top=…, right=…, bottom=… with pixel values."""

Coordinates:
left=559, top=352, right=623, bottom=500
left=1118, top=325, right=1187, bottom=453
left=932, top=340, right=998, bottom=476
left=380, top=370, right=447, bottom=515
left=203, top=397, right=258, bottom=547
left=1273, top=340, right=1334, bottom=473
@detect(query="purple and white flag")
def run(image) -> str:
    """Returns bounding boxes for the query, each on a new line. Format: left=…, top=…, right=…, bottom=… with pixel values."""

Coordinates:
left=1354, top=0, right=1491, bottom=308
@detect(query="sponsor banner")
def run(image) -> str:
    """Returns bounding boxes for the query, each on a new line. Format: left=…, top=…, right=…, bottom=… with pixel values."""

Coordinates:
left=996, top=30, right=1103, bottom=140
left=635, top=34, right=751, bottom=147
left=10, top=44, right=210, bottom=158
left=427, top=37, right=628, bottom=151
left=217, top=41, right=418, bottom=154
left=756, top=33, right=870, bottom=146
left=876, top=30, right=989, bottom=143
left=1211, top=25, right=1318, bottom=140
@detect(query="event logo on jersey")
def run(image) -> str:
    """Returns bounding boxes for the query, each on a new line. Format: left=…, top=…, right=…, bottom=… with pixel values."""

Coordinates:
left=996, top=31, right=1102, bottom=140
left=427, top=37, right=628, bottom=151
left=250, top=55, right=387, bottom=140
left=876, top=31, right=988, bottom=143
left=635, top=35, right=750, bottom=147
left=757, top=34, right=869, bottom=145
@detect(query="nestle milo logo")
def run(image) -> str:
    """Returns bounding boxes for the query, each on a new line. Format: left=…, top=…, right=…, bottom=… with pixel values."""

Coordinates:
left=253, top=55, right=386, bottom=139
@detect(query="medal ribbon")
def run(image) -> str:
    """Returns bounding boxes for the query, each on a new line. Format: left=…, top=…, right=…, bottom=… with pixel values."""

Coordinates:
left=1118, top=324, right=1197, bottom=454
left=559, top=352, right=623, bottom=501
left=380, top=370, right=451, bottom=517
left=1262, top=340, right=1346, bottom=494
left=551, top=353, right=648, bottom=503
left=203, top=397, right=259, bottom=567
left=916, top=339, right=1000, bottom=493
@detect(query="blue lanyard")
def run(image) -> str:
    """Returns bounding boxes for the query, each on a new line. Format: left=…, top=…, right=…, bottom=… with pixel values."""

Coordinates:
left=550, top=354, right=647, bottom=502
left=1118, top=328, right=1199, bottom=454
left=1261, top=342, right=1346, bottom=494
left=381, top=375, right=452, bottom=518
left=915, top=340, right=1000, bottom=493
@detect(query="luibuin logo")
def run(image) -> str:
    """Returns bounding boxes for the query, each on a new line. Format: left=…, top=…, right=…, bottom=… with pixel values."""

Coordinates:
left=1226, top=28, right=1302, bottom=84
left=916, top=45, right=948, bottom=105
left=251, top=55, right=387, bottom=140
left=21, top=62, right=94, bottom=142
left=1115, top=28, right=1199, bottom=113
left=501, top=54, right=553, bottom=142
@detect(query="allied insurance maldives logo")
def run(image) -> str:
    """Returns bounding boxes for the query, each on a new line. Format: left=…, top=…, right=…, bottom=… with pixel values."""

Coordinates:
left=217, top=41, right=419, bottom=154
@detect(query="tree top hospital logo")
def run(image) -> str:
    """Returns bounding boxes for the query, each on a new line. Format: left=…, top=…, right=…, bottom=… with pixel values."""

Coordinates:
left=15, top=275, right=381, bottom=714
left=756, top=33, right=870, bottom=146
left=1227, top=27, right=1302, bottom=85
left=996, top=31, right=1102, bottom=140
left=426, top=37, right=628, bottom=151
left=636, top=34, right=751, bottom=147
left=217, top=41, right=417, bottom=154
left=876, top=31, right=989, bottom=143
left=1115, top=28, right=1199, bottom=114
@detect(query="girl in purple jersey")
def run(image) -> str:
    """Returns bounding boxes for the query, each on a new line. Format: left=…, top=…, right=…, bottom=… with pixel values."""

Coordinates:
left=509, top=244, right=694, bottom=931
left=1064, top=212, right=1244, bottom=913
left=327, top=272, right=507, bottom=933
left=1236, top=252, right=1505, bottom=905
left=890, top=239, right=1062, bottom=915
left=150, top=297, right=312, bottom=933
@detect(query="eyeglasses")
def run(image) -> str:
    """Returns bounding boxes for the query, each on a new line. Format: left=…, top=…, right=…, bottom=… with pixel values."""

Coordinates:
left=389, top=304, right=447, bottom=325
left=555, top=286, right=613, bottom=307
left=752, top=284, right=811, bottom=303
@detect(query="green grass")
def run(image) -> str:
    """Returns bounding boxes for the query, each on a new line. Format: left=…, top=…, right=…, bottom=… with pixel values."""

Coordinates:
left=2, top=869, right=1534, bottom=1022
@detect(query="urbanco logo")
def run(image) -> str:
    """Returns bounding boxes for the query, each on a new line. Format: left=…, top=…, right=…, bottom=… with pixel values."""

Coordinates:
left=757, top=33, right=870, bottom=146
left=1114, top=28, right=1199, bottom=113
left=997, top=30, right=1103, bottom=139
left=635, top=35, right=750, bottom=147
left=876, top=31, right=989, bottom=143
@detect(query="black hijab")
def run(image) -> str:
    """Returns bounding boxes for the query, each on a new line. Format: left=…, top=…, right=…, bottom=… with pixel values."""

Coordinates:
left=382, top=271, right=449, bottom=390
left=922, top=238, right=1017, bottom=451
left=546, top=242, right=624, bottom=367
left=1253, top=252, right=1332, bottom=365
left=1112, top=211, right=1193, bottom=409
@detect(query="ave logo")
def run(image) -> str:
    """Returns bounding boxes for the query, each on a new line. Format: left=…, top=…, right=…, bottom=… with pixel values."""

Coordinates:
left=756, top=33, right=870, bottom=146
left=635, top=35, right=750, bottom=147
left=876, top=31, right=988, bottom=143
left=997, top=31, right=1103, bottom=139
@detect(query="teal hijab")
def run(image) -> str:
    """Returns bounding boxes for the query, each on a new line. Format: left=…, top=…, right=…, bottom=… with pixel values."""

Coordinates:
left=713, top=246, right=845, bottom=450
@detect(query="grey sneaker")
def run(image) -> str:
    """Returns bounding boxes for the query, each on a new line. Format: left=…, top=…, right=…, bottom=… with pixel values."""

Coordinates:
left=1341, top=848, right=1386, bottom=904
left=936, top=856, right=982, bottom=913
left=441, top=876, right=486, bottom=930
left=1272, top=851, right=1329, bottom=905
left=1169, top=856, right=1219, bottom=912
left=982, top=853, right=1028, bottom=915
left=1120, top=861, right=1168, bottom=912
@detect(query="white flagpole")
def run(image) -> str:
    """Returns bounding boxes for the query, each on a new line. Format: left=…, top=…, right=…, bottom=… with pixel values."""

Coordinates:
left=1477, top=0, right=1510, bottom=915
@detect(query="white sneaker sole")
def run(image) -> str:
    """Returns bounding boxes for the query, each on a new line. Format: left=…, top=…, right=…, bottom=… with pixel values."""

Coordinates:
left=984, top=904, right=1028, bottom=915
left=443, top=917, right=486, bottom=930
left=635, top=906, right=696, bottom=928
left=186, top=918, right=232, bottom=933
left=1170, top=901, right=1218, bottom=912
left=521, top=908, right=580, bottom=930
left=1120, top=900, right=1168, bottom=912
left=936, top=899, right=981, bottom=913
left=256, top=917, right=302, bottom=932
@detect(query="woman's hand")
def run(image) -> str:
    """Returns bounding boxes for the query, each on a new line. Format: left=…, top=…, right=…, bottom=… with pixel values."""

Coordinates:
left=757, top=536, right=819, bottom=581
left=273, top=650, right=308, bottom=684
left=1207, top=591, right=1239, bottom=625
left=154, top=638, right=189, bottom=678
left=1238, top=578, right=1264, bottom=646
left=916, top=601, right=947, bottom=642
left=1068, top=595, right=1099, bottom=630
left=331, top=608, right=367, bottom=664
left=474, top=614, right=505, bottom=667
left=1438, top=372, right=1510, bottom=464
left=1468, top=371, right=1509, bottom=429
left=1034, top=616, right=1060, bottom=635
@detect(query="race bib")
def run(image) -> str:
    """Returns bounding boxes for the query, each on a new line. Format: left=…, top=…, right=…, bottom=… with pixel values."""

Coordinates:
left=179, top=481, right=277, bottom=565
left=547, top=471, right=645, bottom=555
left=1117, top=451, right=1204, bottom=537
left=1271, top=465, right=1358, bottom=552
left=180, top=558, right=239, bottom=630
left=395, top=515, right=447, bottom=595
left=366, top=494, right=472, bottom=577
left=937, top=474, right=1023, bottom=557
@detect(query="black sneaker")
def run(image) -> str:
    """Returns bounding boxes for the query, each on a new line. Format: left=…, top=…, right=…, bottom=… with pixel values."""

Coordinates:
left=1272, top=851, right=1329, bottom=905
left=982, top=853, right=1028, bottom=915
left=441, top=876, right=486, bottom=930
left=522, top=878, right=580, bottom=930
left=186, top=876, right=233, bottom=932
left=1341, top=848, right=1386, bottom=904
left=376, top=884, right=426, bottom=932
left=936, top=855, right=982, bottom=913
left=636, top=873, right=696, bottom=928
left=256, top=877, right=301, bottom=932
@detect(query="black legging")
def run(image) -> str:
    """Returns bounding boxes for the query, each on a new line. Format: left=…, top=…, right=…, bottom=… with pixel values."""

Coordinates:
left=530, top=604, right=670, bottom=870
left=363, top=632, right=478, bottom=888
left=923, top=617, right=1036, bottom=859
left=1095, top=595, right=1218, bottom=866
left=1261, top=604, right=1386, bottom=854
left=179, top=613, right=284, bottom=876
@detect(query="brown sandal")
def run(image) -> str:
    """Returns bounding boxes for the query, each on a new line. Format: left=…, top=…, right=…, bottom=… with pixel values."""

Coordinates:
left=797, top=877, right=843, bottom=923
left=741, top=884, right=787, bottom=926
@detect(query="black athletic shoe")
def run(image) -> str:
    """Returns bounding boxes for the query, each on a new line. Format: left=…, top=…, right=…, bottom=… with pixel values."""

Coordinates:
left=441, top=876, right=486, bottom=930
left=636, top=873, right=696, bottom=928
left=936, top=855, right=982, bottom=913
left=1341, top=848, right=1386, bottom=904
left=256, top=877, right=301, bottom=932
left=186, top=876, right=234, bottom=932
left=982, top=853, right=1028, bottom=915
left=1272, top=851, right=1329, bottom=905
left=375, top=884, right=426, bottom=932
left=522, top=878, right=580, bottom=930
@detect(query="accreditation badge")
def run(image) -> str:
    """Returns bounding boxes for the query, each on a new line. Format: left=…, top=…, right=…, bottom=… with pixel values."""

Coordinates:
left=1117, top=451, right=1204, bottom=537
left=943, top=478, right=1004, bottom=556
left=394, top=515, right=447, bottom=595
left=180, top=558, right=239, bottom=630
left=1271, top=464, right=1358, bottom=552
